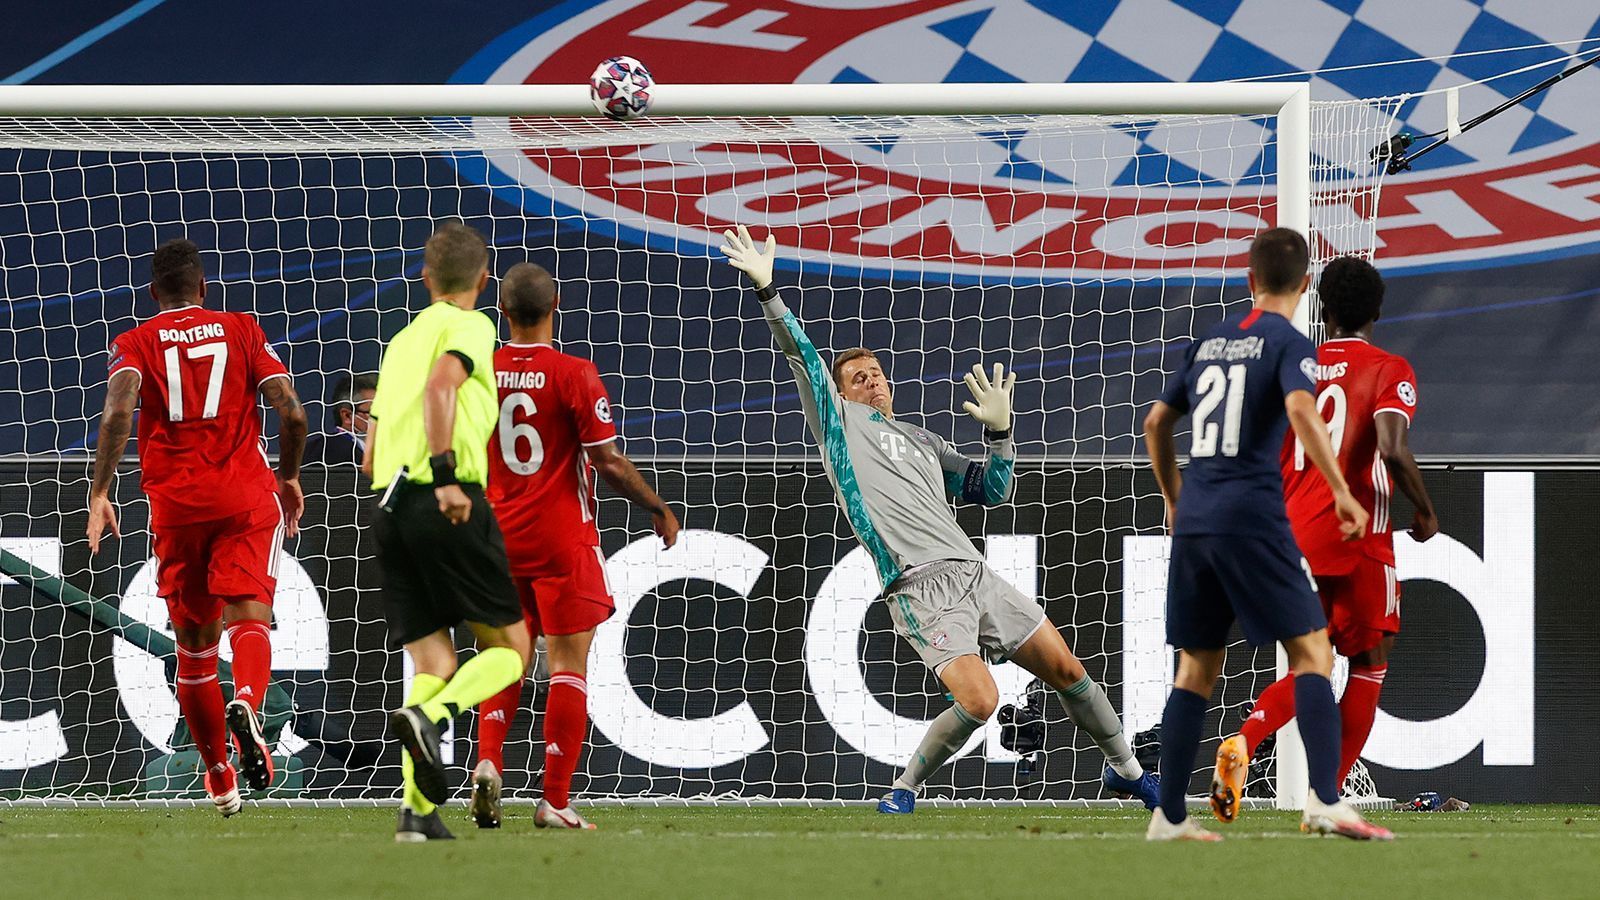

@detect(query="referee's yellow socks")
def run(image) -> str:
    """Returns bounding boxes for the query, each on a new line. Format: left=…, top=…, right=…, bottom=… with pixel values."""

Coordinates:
left=420, top=646, right=525, bottom=727
left=401, top=673, right=447, bottom=816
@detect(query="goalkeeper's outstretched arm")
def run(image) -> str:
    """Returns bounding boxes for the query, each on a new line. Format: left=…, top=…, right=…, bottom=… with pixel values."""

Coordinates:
left=720, top=226, right=837, bottom=441
left=936, top=363, right=1017, bottom=506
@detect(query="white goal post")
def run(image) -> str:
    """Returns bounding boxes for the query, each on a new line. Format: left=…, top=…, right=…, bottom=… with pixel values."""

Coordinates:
left=0, top=80, right=1394, bottom=811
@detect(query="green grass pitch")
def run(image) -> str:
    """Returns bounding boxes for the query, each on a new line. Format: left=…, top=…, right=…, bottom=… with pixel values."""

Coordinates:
left=3, top=805, right=1595, bottom=898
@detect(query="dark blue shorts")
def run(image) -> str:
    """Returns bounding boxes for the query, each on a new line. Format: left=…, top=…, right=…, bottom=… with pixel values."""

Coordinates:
left=1166, top=533, right=1326, bottom=649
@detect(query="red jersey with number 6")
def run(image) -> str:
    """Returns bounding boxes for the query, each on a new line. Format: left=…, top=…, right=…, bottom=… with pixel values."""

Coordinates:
left=1280, top=337, right=1419, bottom=574
left=108, top=305, right=288, bottom=527
left=487, top=343, right=617, bottom=573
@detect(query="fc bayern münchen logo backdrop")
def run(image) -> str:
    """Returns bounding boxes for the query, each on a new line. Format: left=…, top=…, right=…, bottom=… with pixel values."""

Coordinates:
left=452, top=0, right=1600, bottom=280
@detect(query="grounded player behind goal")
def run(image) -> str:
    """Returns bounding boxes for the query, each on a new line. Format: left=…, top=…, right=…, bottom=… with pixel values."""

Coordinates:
left=470, top=262, right=680, bottom=830
left=88, top=238, right=308, bottom=816
left=1143, top=228, right=1389, bottom=842
left=721, top=225, right=1157, bottom=813
left=1211, top=256, right=1439, bottom=819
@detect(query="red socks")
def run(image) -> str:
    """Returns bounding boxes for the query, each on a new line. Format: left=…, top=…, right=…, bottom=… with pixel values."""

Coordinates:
left=1240, top=672, right=1297, bottom=758
left=226, top=620, right=272, bottom=712
left=1338, top=665, right=1386, bottom=783
left=543, top=672, right=588, bottom=809
left=473, top=670, right=589, bottom=806
left=176, top=642, right=229, bottom=771
left=477, top=679, right=524, bottom=773
left=1239, top=665, right=1387, bottom=783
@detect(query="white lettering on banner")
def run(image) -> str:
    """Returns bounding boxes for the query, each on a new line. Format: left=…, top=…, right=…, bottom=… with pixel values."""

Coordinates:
left=1320, top=190, right=1503, bottom=254
left=112, top=553, right=330, bottom=755
left=0, top=538, right=60, bottom=587
left=630, top=1, right=805, bottom=51
left=609, top=146, right=790, bottom=186
left=1118, top=535, right=1173, bottom=736
left=1490, top=165, right=1600, bottom=222
left=588, top=529, right=771, bottom=769
left=1117, top=471, right=1536, bottom=770
left=806, top=538, right=1038, bottom=767
left=0, top=538, right=70, bottom=770
left=1376, top=190, right=1503, bottom=244
left=855, top=199, right=1085, bottom=255
left=7, top=472, right=1536, bottom=774
left=784, top=0, right=915, bottom=7
left=1091, top=209, right=1266, bottom=260
left=1366, top=471, right=1535, bottom=768
left=698, top=173, right=915, bottom=229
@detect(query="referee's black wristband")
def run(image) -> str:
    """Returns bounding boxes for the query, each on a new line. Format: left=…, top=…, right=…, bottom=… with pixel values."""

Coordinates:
left=984, top=427, right=1012, bottom=442
left=429, top=451, right=459, bottom=486
left=755, top=283, right=779, bottom=303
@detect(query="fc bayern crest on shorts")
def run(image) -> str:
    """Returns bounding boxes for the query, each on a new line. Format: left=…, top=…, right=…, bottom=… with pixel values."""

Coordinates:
left=453, top=0, right=1600, bottom=282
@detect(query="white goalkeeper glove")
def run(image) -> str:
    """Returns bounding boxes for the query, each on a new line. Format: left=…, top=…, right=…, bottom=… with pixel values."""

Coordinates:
left=961, top=362, right=1016, bottom=434
left=719, top=224, right=776, bottom=290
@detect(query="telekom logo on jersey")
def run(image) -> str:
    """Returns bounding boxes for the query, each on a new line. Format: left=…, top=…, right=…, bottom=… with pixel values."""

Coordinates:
left=0, top=472, right=1533, bottom=773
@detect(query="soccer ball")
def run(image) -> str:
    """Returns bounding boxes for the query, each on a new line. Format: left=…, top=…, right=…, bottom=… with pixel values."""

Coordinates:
left=589, top=56, right=654, bottom=121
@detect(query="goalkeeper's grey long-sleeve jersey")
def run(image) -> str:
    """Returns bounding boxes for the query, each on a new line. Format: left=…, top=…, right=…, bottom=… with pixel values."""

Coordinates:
left=759, top=287, right=1016, bottom=592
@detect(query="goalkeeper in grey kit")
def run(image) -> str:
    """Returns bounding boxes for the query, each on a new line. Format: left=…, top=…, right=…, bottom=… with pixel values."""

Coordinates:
left=721, top=226, right=1158, bottom=811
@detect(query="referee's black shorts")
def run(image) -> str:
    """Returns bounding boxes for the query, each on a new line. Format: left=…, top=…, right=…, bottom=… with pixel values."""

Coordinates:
left=373, top=482, right=522, bottom=648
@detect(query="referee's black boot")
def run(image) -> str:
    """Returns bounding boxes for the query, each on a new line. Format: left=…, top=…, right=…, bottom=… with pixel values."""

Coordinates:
left=390, top=705, right=450, bottom=805
left=395, top=806, right=455, bottom=843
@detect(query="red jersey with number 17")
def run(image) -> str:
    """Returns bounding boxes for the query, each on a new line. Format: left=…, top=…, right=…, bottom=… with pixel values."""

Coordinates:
left=108, top=305, right=288, bottom=527
left=487, top=343, right=617, bottom=573
left=1280, top=337, right=1419, bottom=574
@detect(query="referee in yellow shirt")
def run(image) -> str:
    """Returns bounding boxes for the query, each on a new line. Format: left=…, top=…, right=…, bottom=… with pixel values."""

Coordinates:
left=363, top=221, right=531, bottom=843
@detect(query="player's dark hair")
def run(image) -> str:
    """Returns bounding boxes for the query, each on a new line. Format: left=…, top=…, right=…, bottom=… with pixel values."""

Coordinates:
left=832, top=347, right=882, bottom=386
left=424, top=219, right=489, bottom=294
left=1248, top=227, right=1310, bottom=295
left=329, top=372, right=378, bottom=428
left=1318, top=256, right=1385, bottom=333
left=500, top=262, right=558, bottom=326
left=150, top=238, right=204, bottom=302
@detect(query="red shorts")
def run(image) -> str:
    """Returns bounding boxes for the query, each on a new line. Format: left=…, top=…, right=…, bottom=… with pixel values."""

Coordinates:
left=151, top=497, right=283, bottom=630
left=513, top=544, right=615, bottom=637
left=1316, top=556, right=1400, bottom=657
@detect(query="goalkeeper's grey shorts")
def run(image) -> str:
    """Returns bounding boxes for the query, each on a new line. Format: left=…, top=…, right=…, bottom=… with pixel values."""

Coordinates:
left=884, top=559, right=1047, bottom=675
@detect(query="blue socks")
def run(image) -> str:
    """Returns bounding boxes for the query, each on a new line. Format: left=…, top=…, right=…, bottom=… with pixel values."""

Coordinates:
left=1294, top=673, right=1343, bottom=805
left=1157, top=687, right=1209, bottom=824
left=1154, top=674, right=1342, bottom=821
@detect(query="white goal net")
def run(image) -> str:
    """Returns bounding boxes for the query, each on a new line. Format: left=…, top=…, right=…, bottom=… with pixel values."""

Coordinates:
left=0, top=85, right=1400, bottom=806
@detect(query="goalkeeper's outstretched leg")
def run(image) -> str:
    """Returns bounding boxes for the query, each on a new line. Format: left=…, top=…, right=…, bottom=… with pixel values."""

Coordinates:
left=878, top=594, right=1155, bottom=812
left=1008, top=620, right=1159, bottom=808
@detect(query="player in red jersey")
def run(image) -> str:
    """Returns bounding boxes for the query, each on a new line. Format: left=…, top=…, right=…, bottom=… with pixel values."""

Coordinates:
left=1211, top=256, right=1439, bottom=820
left=87, top=239, right=308, bottom=817
left=469, top=262, right=679, bottom=830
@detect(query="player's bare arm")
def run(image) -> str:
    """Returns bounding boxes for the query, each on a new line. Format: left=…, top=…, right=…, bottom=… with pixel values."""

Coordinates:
left=585, top=441, right=681, bottom=548
left=1142, top=400, right=1184, bottom=531
left=1375, top=411, right=1438, bottom=542
left=86, top=368, right=140, bottom=554
left=1286, top=389, right=1368, bottom=540
left=423, top=352, right=471, bottom=524
left=260, top=374, right=308, bottom=538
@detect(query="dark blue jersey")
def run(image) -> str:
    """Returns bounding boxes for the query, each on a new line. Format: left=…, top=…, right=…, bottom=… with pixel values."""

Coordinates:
left=1159, top=308, right=1317, bottom=537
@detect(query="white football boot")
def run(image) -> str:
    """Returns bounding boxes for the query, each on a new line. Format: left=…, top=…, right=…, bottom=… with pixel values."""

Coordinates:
left=1302, top=793, right=1395, bottom=841
left=535, top=799, right=597, bottom=830
left=204, top=761, right=242, bottom=818
left=1146, top=809, right=1223, bottom=842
